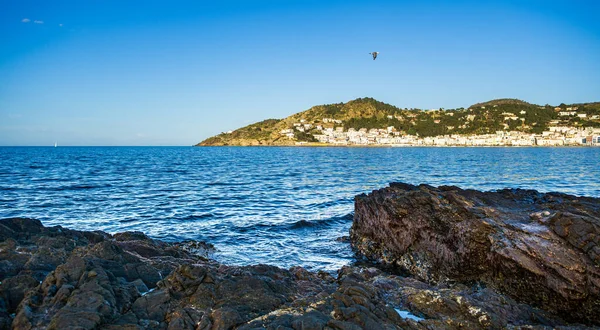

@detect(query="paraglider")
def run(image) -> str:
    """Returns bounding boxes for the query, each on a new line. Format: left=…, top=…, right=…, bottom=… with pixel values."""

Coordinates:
left=369, top=52, right=379, bottom=60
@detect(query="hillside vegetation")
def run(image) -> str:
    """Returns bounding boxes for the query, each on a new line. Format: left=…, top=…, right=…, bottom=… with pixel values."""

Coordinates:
left=198, top=119, right=286, bottom=146
left=196, top=98, right=600, bottom=146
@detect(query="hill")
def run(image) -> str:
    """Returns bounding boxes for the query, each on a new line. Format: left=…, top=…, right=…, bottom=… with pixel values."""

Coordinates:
left=196, top=97, right=405, bottom=146
left=196, top=98, right=600, bottom=146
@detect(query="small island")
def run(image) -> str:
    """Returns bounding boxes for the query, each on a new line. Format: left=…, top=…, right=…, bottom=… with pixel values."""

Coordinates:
left=197, top=98, right=600, bottom=147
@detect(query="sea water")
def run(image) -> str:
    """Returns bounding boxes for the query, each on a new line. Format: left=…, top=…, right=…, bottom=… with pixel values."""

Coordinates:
left=1, top=146, right=598, bottom=271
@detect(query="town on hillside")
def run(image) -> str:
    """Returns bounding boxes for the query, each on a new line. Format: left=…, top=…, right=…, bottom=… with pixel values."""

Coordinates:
left=201, top=98, right=600, bottom=146
left=283, top=124, right=600, bottom=146
left=280, top=103, right=600, bottom=146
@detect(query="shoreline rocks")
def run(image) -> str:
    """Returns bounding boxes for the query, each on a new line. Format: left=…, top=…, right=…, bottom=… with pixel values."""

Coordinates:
left=2, top=218, right=404, bottom=329
left=351, top=183, right=600, bottom=325
left=1, top=181, right=599, bottom=329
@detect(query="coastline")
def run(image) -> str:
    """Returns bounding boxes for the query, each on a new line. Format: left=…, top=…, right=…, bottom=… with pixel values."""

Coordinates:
left=195, top=98, right=600, bottom=149
left=1, top=183, right=599, bottom=328
left=194, top=143, right=600, bottom=147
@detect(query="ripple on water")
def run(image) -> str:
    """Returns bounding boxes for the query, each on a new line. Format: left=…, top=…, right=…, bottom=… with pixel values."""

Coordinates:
left=0, top=146, right=598, bottom=271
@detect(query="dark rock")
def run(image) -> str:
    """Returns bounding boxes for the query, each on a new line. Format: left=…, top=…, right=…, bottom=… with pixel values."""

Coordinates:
left=114, top=231, right=151, bottom=242
left=291, top=311, right=328, bottom=330
left=335, top=236, right=350, bottom=243
left=131, top=289, right=171, bottom=322
left=0, top=218, right=44, bottom=240
left=351, top=183, right=600, bottom=324
left=211, top=307, right=243, bottom=330
left=174, top=240, right=215, bottom=259
left=165, top=307, right=204, bottom=330
left=0, top=274, right=39, bottom=313
left=1, top=211, right=597, bottom=329
left=548, top=211, right=600, bottom=265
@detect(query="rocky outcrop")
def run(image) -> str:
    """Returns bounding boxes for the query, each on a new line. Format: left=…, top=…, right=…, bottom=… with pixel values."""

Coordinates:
left=1, top=214, right=597, bottom=329
left=351, top=183, right=600, bottom=325
left=0, top=218, right=402, bottom=329
left=0, top=218, right=210, bottom=329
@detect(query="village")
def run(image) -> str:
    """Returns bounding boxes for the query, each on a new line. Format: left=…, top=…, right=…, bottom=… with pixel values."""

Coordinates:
left=280, top=118, right=600, bottom=147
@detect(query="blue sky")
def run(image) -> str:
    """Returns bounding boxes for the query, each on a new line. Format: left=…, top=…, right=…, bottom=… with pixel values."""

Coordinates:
left=1, top=0, right=599, bottom=146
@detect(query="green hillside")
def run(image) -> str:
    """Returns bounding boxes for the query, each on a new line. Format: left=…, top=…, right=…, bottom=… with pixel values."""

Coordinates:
left=197, top=119, right=286, bottom=146
left=196, top=97, right=406, bottom=146
left=196, top=98, right=600, bottom=146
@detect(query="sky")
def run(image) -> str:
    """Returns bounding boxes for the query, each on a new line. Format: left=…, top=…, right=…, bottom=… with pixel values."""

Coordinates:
left=1, top=0, right=599, bottom=146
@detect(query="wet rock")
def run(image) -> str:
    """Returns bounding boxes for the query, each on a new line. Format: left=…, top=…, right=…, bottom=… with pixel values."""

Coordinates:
left=351, top=183, right=600, bottom=324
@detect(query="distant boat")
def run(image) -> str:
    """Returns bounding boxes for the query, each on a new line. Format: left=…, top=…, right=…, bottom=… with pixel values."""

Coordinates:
left=54, top=142, right=57, bottom=147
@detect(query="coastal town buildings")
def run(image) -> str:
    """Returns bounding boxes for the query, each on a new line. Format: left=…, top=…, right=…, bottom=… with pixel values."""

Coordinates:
left=285, top=118, right=600, bottom=147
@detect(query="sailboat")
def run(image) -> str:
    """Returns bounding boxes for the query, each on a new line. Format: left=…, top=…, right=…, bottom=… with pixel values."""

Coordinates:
left=54, top=142, right=57, bottom=148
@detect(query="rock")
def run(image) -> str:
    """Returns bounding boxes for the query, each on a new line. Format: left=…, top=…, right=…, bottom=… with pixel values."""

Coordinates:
left=290, top=311, right=329, bottom=330
left=1, top=213, right=597, bottom=329
left=548, top=211, right=600, bottom=264
left=131, top=289, right=171, bottom=322
left=211, top=307, right=243, bottom=330
left=174, top=240, right=215, bottom=259
left=165, top=307, right=204, bottom=330
left=0, top=218, right=44, bottom=240
left=0, top=274, right=39, bottom=312
left=0, top=218, right=208, bottom=329
left=335, top=236, right=350, bottom=243
left=351, top=183, right=600, bottom=324
left=131, top=278, right=149, bottom=294
left=114, top=231, right=151, bottom=242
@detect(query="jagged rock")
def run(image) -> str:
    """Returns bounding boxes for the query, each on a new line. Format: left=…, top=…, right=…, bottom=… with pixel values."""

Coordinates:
left=1, top=213, right=597, bottom=329
left=0, top=274, right=38, bottom=312
left=351, top=183, right=600, bottom=324
left=173, top=240, right=215, bottom=259
left=0, top=218, right=209, bottom=329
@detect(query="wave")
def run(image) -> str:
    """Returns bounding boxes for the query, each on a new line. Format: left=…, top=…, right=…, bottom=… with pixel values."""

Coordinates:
left=71, top=184, right=106, bottom=190
left=164, top=169, right=189, bottom=174
left=179, top=213, right=219, bottom=221
left=55, top=184, right=113, bottom=191
left=289, top=213, right=354, bottom=230
left=304, top=198, right=352, bottom=209
left=231, top=212, right=354, bottom=233
left=206, top=181, right=251, bottom=186
left=125, top=213, right=226, bottom=224
left=30, top=177, right=66, bottom=182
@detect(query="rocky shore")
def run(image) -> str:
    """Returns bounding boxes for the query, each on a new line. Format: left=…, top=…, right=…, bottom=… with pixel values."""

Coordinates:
left=352, top=183, right=600, bottom=327
left=1, top=183, right=599, bottom=329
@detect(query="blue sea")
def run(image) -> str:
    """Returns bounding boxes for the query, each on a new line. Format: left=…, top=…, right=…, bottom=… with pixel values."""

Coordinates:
left=1, top=146, right=599, bottom=272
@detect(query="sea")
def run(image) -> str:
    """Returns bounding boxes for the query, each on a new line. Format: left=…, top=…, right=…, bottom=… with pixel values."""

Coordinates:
left=1, top=146, right=599, bottom=272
